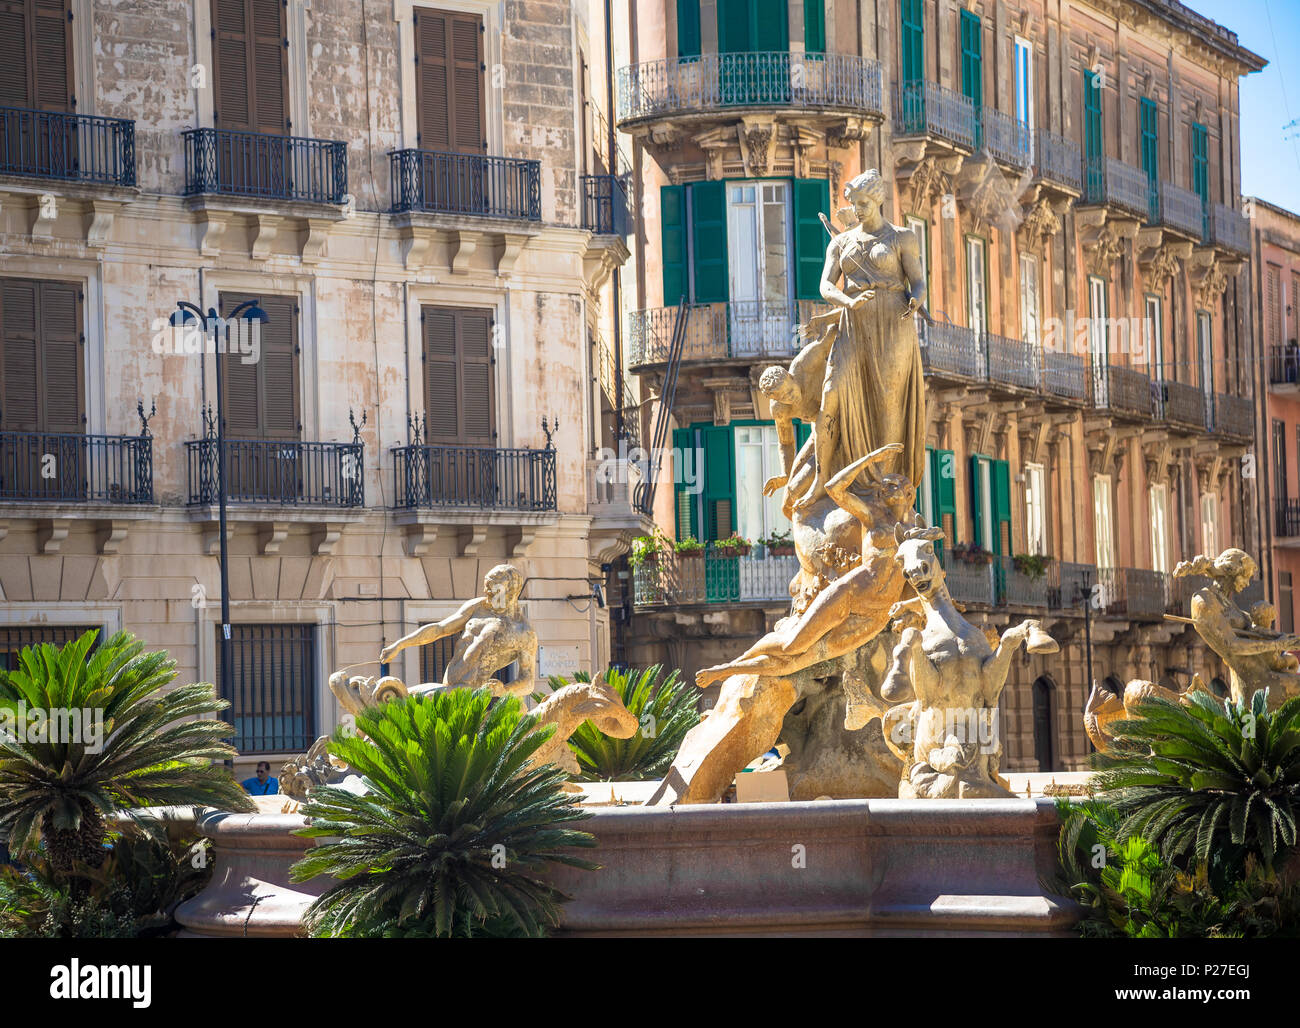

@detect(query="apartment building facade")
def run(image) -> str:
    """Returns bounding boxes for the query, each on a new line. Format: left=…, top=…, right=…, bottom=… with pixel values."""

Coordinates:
left=0, top=0, right=647, bottom=775
left=612, top=0, right=1263, bottom=771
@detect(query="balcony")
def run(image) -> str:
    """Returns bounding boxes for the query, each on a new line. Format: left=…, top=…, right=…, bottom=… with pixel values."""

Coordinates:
left=894, top=80, right=977, bottom=151
left=1149, top=180, right=1204, bottom=239
left=1268, top=344, right=1300, bottom=392
left=182, top=128, right=346, bottom=204
left=979, top=107, right=1031, bottom=168
left=1204, top=203, right=1249, bottom=256
left=632, top=549, right=799, bottom=607
left=1092, top=364, right=1153, bottom=418
left=616, top=51, right=884, bottom=127
left=1277, top=499, right=1300, bottom=539
left=942, top=558, right=996, bottom=607
left=1042, top=349, right=1088, bottom=404
left=1159, top=379, right=1208, bottom=430
left=0, top=431, right=152, bottom=504
left=392, top=444, right=556, bottom=511
left=1081, top=156, right=1148, bottom=220
left=389, top=149, right=540, bottom=220
left=627, top=300, right=827, bottom=368
left=1096, top=567, right=1170, bottom=619
left=918, top=321, right=984, bottom=380
left=1031, top=129, right=1082, bottom=194
left=1211, top=393, right=1254, bottom=440
left=985, top=331, right=1039, bottom=391
left=185, top=438, right=363, bottom=506
left=0, top=105, right=136, bottom=187
left=581, top=173, right=629, bottom=235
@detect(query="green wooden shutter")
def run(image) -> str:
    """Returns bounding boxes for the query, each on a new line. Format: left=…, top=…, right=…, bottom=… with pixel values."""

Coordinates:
left=970, top=455, right=986, bottom=550
left=701, top=424, right=735, bottom=541
left=673, top=426, right=698, bottom=541
left=691, top=180, right=729, bottom=304
left=804, top=0, right=825, bottom=54
left=717, top=0, right=750, bottom=53
left=934, top=447, right=956, bottom=530
left=754, top=0, right=787, bottom=51
left=992, top=458, right=1011, bottom=555
left=900, top=0, right=923, bottom=85
left=793, top=178, right=829, bottom=301
left=661, top=184, right=688, bottom=305
left=1140, top=97, right=1158, bottom=221
left=960, top=10, right=981, bottom=146
left=1083, top=68, right=1102, bottom=159
left=677, top=0, right=701, bottom=59
left=795, top=420, right=811, bottom=449
left=1192, top=123, right=1209, bottom=238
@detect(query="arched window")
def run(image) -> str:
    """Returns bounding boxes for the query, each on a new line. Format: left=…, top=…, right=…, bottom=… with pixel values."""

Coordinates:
left=1209, top=676, right=1229, bottom=699
left=1032, top=676, right=1055, bottom=772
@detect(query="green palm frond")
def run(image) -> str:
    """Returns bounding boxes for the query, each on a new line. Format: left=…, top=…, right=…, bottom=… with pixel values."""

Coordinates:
left=291, top=687, right=596, bottom=939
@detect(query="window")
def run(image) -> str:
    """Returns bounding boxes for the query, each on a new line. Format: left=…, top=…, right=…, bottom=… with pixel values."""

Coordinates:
left=1025, top=462, right=1047, bottom=556
left=1020, top=253, right=1040, bottom=347
left=216, top=623, right=316, bottom=754
left=0, top=277, right=83, bottom=437
left=0, top=0, right=72, bottom=111
left=717, top=0, right=788, bottom=54
left=803, top=0, right=825, bottom=54
left=900, top=0, right=923, bottom=85
left=922, top=447, right=957, bottom=543
left=420, top=633, right=514, bottom=686
left=1200, top=492, right=1219, bottom=557
left=1014, top=36, right=1033, bottom=135
left=1145, top=294, right=1163, bottom=383
left=1139, top=96, right=1158, bottom=198
left=966, top=236, right=987, bottom=335
left=960, top=10, right=982, bottom=146
left=970, top=454, right=1011, bottom=554
left=1192, top=122, right=1209, bottom=209
left=673, top=423, right=734, bottom=542
left=1031, top=676, right=1054, bottom=771
left=415, top=7, right=485, bottom=153
left=1089, top=276, right=1108, bottom=403
left=1093, top=474, right=1115, bottom=569
left=0, top=624, right=102, bottom=671
left=1274, top=419, right=1288, bottom=512
left=728, top=181, right=793, bottom=350
left=1083, top=67, right=1102, bottom=193
left=422, top=305, right=495, bottom=445
left=1149, top=483, right=1169, bottom=574
left=735, top=425, right=789, bottom=542
left=1197, top=311, right=1214, bottom=424
left=1268, top=264, right=1283, bottom=348
left=218, top=292, right=299, bottom=441
left=212, top=0, right=288, bottom=133
left=676, top=0, right=701, bottom=59
left=906, top=216, right=929, bottom=301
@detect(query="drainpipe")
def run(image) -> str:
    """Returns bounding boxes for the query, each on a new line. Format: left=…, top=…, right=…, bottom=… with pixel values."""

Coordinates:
left=605, top=0, right=624, bottom=444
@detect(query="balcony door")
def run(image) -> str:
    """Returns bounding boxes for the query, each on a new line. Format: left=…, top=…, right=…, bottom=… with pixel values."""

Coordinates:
left=727, top=181, right=792, bottom=354
left=1025, top=461, right=1046, bottom=556
left=717, top=0, right=788, bottom=104
left=211, top=0, right=290, bottom=196
left=0, top=0, right=75, bottom=178
left=1089, top=276, right=1109, bottom=406
left=0, top=277, right=84, bottom=500
left=959, top=10, right=982, bottom=148
left=217, top=292, right=300, bottom=502
left=1275, top=419, right=1289, bottom=531
left=1083, top=68, right=1102, bottom=196
left=966, top=236, right=987, bottom=335
left=1014, top=36, right=1033, bottom=163
left=416, top=8, right=486, bottom=212
left=1149, top=483, right=1170, bottom=575
left=1093, top=473, right=1115, bottom=569
left=1197, top=312, right=1213, bottom=426
left=421, top=306, right=497, bottom=506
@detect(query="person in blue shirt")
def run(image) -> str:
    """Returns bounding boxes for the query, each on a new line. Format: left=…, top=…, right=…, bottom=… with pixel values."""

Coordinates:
left=241, top=761, right=279, bottom=796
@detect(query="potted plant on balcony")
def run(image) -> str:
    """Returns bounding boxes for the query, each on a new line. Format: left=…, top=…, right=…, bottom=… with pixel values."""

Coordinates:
left=674, top=536, right=705, bottom=559
left=713, top=533, right=752, bottom=558
left=629, top=534, right=661, bottom=569
left=952, top=543, right=994, bottom=565
left=761, top=530, right=795, bottom=557
left=1012, top=553, right=1055, bottom=581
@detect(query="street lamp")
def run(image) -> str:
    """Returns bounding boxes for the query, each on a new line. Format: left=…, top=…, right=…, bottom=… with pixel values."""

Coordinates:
left=1072, top=566, right=1096, bottom=748
left=170, top=299, right=269, bottom=722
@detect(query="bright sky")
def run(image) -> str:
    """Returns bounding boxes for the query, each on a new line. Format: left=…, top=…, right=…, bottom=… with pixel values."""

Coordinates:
left=1184, top=0, right=1300, bottom=213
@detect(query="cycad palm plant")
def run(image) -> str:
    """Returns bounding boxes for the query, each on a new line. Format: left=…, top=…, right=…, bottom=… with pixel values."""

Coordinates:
left=554, top=665, right=699, bottom=782
left=0, top=630, right=252, bottom=876
left=291, top=687, right=596, bottom=938
left=1095, top=688, right=1300, bottom=881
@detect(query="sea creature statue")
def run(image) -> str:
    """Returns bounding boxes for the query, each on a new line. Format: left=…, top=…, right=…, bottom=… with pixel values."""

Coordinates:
left=526, top=678, right=640, bottom=791
left=881, top=521, right=1059, bottom=799
left=1172, top=549, right=1300, bottom=708
left=1083, top=678, right=1192, bottom=753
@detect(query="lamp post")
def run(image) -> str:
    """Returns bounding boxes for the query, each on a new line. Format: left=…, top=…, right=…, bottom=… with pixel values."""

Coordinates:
left=170, top=299, right=269, bottom=719
left=1073, top=567, right=1096, bottom=747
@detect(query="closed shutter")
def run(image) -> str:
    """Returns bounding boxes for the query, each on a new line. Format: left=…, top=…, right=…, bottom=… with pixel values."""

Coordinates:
left=717, top=0, right=751, bottom=53
left=1192, top=123, right=1209, bottom=207
left=661, top=184, right=688, bottom=305
left=992, top=457, right=1011, bottom=555
left=700, top=424, right=734, bottom=541
left=960, top=10, right=981, bottom=146
left=212, top=0, right=287, bottom=132
left=0, top=0, right=72, bottom=111
left=673, top=426, right=698, bottom=540
left=1139, top=97, right=1158, bottom=186
left=676, top=0, right=701, bottom=59
left=900, top=0, right=923, bottom=85
left=754, top=0, right=787, bottom=51
left=1268, top=265, right=1282, bottom=347
left=970, top=454, right=986, bottom=550
left=217, top=292, right=299, bottom=440
left=691, top=181, right=729, bottom=304
left=421, top=305, right=495, bottom=445
left=804, top=0, right=825, bottom=54
left=793, top=178, right=829, bottom=301
left=0, top=278, right=82, bottom=433
left=932, top=447, right=956, bottom=547
left=1083, top=69, right=1102, bottom=163
left=0, top=2, right=29, bottom=106
left=416, top=8, right=484, bottom=154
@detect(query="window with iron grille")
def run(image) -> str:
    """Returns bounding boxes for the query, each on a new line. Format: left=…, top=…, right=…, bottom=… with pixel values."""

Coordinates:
left=0, top=624, right=103, bottom=671
left=417, top=632, right=515, bottom=687
left=215, top=623, right=316, bottom=754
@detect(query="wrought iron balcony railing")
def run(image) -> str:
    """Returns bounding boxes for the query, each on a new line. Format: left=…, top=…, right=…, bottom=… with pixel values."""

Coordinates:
left=1206, top=202, right=1249, bottom=255
left=389, top=149, right=541, bottom=220
left=1092, top=364, right=1153, bottom=417
left=1094, top=567, right=1170, bottom=618
left=1081, top=155, right=1149, bottom=218
left=1277, top=499, right=1300, bottom=538
left=0, top=431, right=152, bottom=503
left=1160, top=379, right=1207, bottom=429
left=632, top=549, right=800, bottom=606
left=581, top=173, right=629, bottom=235
left=0, top=105, right=136, bottom=186
left=894, top=80, right=977, bottom=150
left=1149, top=180, right=1204, bottom=238
left=985, top=330, right=1039, bottom=390
left=1042, top=349, right=1088, bottom=402
left=185, top=438, right=363, bottom=506
left=1269, top=344, right=1300, bottom=387
left=627, top=300, right=829, bottom=367
left=617, top=51, right=884, bottom=125
left=918, top=320, right=985, bottom=380
left=392, top=444, right=556, bottom=511
left=182, top=128, right=346, bottom=204
left=1211, top=393, right=1254, bottom=439
left=1032, top=129, right=1082, bottom=192
left=979, top=106, right=1031, bottom=168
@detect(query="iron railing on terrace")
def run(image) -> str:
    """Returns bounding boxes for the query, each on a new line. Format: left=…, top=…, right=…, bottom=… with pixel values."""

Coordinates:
left=1032, top=129, right=1082, bottom=192
left=1277, top=499, right=1300, bottom=538
left=894, top=80, right=977, bottom=150
left=1042, top=349, right=1088, bottom=402
left=389, top=149, right=541, bottom=220
left=918, top=320, right=985, bottom=379
left=1160, top=379, right=1208, bottom=429
left=986, top=331, right=1040, bottom=390
left=182, top=128, right=346, bottom=204
left=1094, top=567, right=1170, bottom=618
left=1093, top=364, right=1154, bottom=417
left=1206, top=202, right=1249, bottom=255
left=632, top=549, right=798, bottom=606
left=0, top=105, right=136, bottom=186
left=392, top=443, right=557, bottom=511
left=1081, top=155, right=1149, bottom=219
left=185, top=438, right=363, bottom=506
left=617, top=51, right=884, bottom=124
left=1269, top=344, right=1300, bottom=386
left=627, top=300, right=829, bottom=367
left=0, top=431, right=152, bottom=503
left=1149, top=180, right=1205, bottom=238
left=1211, top=393, right=1254, bottom=439
left=979, top=106, right=1031, bottom=168
left=581, top=173, right=629, bottom=235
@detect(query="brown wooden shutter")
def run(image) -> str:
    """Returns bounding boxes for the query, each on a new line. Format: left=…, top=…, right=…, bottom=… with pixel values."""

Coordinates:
left=33, top=0, right=71, bottom=111
left=416, top=9, right=483, bottom=154
left=0, top=1, right=31, bottom=106
left=212, top=0, right=285, bottom=132
left=421, top=306, right=495, bottom=445
left=0, top=278, right=82, bottom=433
left=218, top=292, right=298, bottom=440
